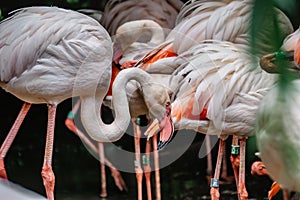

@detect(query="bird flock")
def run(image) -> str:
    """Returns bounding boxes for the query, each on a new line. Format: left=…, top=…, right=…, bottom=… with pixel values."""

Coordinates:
left=0, top=0, right=299, bottom=200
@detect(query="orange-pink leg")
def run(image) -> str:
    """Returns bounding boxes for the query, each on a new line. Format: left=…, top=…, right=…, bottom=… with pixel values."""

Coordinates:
left=99, top=142, right=107, bottom=198
left=205, top=135, right=213, bottom=184
left=152, top=134, right=161, bottom=200
left=221, top=143, right=234, bottom=183
left=133, top=121, right=143, bottom=200
left=210, top=140, right=225, bottom=200
left=106, top=161, right=128, bottom=192
left=238, top=137, right=248, bottom=200
left=0, top=102, right=31, bottom=179
left=143, top=140, right=152, bottom=200
left=41, top=104, right=57, bottom=200
left=230, top=135, right=240, bottom=189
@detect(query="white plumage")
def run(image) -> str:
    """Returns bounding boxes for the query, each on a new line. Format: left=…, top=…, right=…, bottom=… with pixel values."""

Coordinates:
left=256, top=80, right=300, bottom=192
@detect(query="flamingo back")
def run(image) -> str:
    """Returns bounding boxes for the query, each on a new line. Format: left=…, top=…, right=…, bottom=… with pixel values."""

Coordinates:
left=170, top=40, right=277, bottom=137
left=0, top=7, right=113, bottom=103
left=100, top=0, right=183, bottom=35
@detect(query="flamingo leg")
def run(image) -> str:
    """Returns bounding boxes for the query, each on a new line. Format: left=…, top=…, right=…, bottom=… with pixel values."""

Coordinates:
left=0, top=102, right=31, bottom=179
left=65, top=99, right=81, bottom=133
left=210, top=140, right=225, bottom=200
left=41, top=104, right=56, bottom=200
left=238, top=137, right=248, bottom=200
left=230, top=135, right=240, bottom=189
left=221, top=143, right=234, bottom=183
left=143, top=140, right=152, bottom=200
left=133, top=121, right=143, bottom=200
left=99, top=142, right=107, bottom=198
left=205, top=135, right=213, bottom=184
left=105, top=159, right=128, bottom=192
left=152, top=134, right=161, bottom=200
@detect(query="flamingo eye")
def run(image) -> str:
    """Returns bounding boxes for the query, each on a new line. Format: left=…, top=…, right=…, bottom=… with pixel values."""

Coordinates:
left=166, top=101, right=170, bottom=107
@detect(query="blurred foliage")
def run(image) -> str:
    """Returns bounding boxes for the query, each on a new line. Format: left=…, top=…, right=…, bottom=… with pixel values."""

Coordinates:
left=251, top=0, right=297, bottom=91
left=0, top=9, right=3, bottom=20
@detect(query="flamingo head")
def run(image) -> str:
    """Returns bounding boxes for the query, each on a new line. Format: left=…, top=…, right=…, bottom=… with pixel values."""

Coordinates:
left=251, top=161, right=268, bottom=176
left=143, top=83, right=174, bottom=150
left=260, top=28, right=300, bottom=74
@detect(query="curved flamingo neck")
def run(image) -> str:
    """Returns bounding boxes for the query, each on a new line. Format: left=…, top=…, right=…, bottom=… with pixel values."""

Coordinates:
left=80, top=68, right=152, bottom=142
left=115, top=20, right=165, bottom=50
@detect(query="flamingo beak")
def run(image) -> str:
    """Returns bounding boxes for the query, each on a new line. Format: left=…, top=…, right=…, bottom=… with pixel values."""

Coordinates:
left=144, top=105, right=174, bottom=150
left=261, top=50, right=300, bottom=74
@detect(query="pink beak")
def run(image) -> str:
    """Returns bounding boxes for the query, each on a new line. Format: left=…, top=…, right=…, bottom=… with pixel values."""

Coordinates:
left=144, top=105, right=174, bottom=150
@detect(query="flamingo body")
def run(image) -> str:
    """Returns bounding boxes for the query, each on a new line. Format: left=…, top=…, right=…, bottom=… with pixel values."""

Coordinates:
left=100, top=0, right=183, bottom=35
left=0, top=7, right=112, bottom=104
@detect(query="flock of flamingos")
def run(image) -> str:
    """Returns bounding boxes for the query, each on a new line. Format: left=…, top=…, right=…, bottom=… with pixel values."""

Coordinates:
left=0, top=0, right=299, bottom=199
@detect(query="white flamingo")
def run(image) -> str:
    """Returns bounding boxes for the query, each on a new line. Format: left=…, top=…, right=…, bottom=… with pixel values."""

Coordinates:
left=0, top=6, right=173, bottom=200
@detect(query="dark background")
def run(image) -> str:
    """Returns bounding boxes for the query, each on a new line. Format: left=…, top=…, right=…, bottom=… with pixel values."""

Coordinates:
left=0, top=1, right=299, bottom=199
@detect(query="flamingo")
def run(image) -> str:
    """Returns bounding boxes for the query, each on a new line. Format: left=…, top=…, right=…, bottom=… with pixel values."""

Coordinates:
left=142, top=40, right=278, bottom=200
left=0, top=6, right=173, bottom=200
left=100, top=0, right=183, bottom=35
left=253, top=27, right=300, bottom=200
left=68, top=0, right=183, bottom=198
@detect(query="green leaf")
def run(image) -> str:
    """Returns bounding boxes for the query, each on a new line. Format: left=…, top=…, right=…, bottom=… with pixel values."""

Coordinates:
left=67, top=0, right=80, bottom=4
left=0, top=9, right=3, bottom=20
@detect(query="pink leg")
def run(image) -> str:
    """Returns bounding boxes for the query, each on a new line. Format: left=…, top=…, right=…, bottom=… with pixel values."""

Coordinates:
left=133, top=121, right=143, bottom=200
left=143, top=140, right=152, bottom=200
left=205, top=135, right=213, bottom=184
left=106, top=160, right=128, bottom=192
left=230, top=135, right=240, bottom=189
left=99, top=142, right=107, bottom=198
left=0, top=102, right=31, bottom=179
left=210, top=140, right=225, bottom=200
left=152, top=134, right=161, bottom=200
left=222, top=144, right=227, bottom=176
left=41, top=104, right=56, bottom=200
left=238, top=137, right=248, bottom=200
left=65, top=99, right=81, bottom=133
